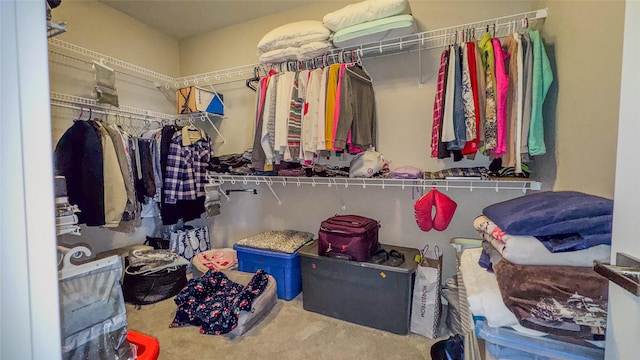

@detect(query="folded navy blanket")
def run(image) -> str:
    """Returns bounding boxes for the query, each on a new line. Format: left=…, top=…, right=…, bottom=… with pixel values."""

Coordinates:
left=483, top=191, right=613, bottom=252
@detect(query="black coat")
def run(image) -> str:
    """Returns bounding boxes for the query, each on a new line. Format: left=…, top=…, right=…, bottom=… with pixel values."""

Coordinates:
left=54, top=120, right=105, bottom=226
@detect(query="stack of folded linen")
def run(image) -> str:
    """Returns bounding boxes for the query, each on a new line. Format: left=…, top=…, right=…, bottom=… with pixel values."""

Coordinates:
left=257, top=20, right=333, bottom=64
left=472, top=191, right=613, bottom=341
left=323, top=0, right=418, bottom=49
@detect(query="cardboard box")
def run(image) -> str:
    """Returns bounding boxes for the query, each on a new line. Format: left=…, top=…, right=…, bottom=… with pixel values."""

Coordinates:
left=176, top=86, right=224, bottom=115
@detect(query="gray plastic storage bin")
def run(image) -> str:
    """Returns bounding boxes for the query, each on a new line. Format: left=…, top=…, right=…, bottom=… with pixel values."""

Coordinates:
left=299, top=241, right=419, bottom=335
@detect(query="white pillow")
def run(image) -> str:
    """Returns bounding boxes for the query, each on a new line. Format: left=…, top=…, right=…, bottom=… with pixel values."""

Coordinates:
left=297, top=41, right=334, bottom=61
left=259, top=47, right=299, bottom=64
left=257, top=20, right=331, bottom=53
left=323, top=0, right=411, bottom=32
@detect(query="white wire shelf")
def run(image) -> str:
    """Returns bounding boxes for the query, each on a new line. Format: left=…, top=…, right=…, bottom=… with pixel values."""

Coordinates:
left=47, top=9, right=546, bottom=87
left=208, top=174, right=541, bottom=193
left=50, top=92, right=226, bottom=142
left=171, top=9, right=547, bottom=85
left=174, top=64, right=258, bottom=88
left=327, top=8, right=548, bottom=58
left=47, top=20, right=67, bottom=38
left=48, top=38, right=175, bottom=85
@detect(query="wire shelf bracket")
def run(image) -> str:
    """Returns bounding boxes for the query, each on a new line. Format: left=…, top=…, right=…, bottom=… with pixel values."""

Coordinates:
left=47, top=20, right=67, bottom=38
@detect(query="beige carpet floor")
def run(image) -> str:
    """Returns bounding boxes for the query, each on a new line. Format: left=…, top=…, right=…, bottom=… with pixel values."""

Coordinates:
left=126, top=294, right=436, bottom=360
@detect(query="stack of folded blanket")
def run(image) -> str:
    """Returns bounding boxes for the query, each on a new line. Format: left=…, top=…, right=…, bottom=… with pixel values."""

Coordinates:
left=323, top=0, right=417, bottom=49
left=470, top=191, right=613, bottom=341
left=256, top=0, right=419, bottom=65
left=257, top=20, right=334, bottom=64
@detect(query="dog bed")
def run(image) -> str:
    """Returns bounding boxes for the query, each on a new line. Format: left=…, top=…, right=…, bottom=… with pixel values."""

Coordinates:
left=190, top=266, right=278, bottom=337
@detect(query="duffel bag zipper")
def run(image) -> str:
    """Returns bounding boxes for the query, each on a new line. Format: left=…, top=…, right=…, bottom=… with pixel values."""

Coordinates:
left=320, top=226, right=352, bottom=234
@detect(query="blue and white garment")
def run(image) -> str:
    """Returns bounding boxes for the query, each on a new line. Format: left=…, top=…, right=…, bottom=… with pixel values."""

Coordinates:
left=170, top=225, right=210, bottom=262
left=164, top=131, right=211, bottom=204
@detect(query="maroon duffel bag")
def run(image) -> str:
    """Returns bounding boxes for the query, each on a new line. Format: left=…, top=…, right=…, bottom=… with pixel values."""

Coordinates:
left=317, top=215, right=380, bottom=262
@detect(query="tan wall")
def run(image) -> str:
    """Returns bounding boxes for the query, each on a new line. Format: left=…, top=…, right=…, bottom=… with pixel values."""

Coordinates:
left=53, top=0, right=180, bottom=77
left=535, top=0, right=624, bottom=198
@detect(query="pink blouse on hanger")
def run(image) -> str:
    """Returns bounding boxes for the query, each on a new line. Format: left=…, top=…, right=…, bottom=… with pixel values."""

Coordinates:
left=492, top=38, right=509, bottom=157
left=333, top=64, right=347, bottom=151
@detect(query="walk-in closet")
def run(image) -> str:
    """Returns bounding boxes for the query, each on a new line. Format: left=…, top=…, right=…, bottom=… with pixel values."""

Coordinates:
left=1, top=0, right=639, bottom=359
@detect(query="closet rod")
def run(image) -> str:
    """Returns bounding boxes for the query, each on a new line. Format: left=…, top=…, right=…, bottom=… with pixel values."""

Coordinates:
left=50, top=92, right=172, bottom=122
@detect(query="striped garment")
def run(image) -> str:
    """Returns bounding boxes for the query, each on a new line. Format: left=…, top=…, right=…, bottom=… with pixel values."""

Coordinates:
left=287, top=71, right=303, bottom=159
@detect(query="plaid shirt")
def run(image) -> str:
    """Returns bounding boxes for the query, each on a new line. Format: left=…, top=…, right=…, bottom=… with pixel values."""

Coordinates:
left=164, top=132, right=211, bottom=204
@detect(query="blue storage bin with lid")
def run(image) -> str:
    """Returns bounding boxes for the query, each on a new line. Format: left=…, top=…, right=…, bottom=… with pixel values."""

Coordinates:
left=233, top=244, right=302, bottom=301
left=475, top=319, right=605, bottom=360
left=233, top=230, right=313, bottom=301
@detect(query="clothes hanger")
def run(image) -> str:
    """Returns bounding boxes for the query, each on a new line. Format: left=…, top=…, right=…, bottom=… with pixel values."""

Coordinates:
left=74, top=107, right=84, bottom=122
left=346, top=65, right=372, bottom=83
left=245, top=66, right=259, bottom=92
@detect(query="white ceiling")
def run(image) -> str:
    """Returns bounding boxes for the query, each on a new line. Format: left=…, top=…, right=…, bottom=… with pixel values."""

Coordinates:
left=99, top=0, right=315, bottom=39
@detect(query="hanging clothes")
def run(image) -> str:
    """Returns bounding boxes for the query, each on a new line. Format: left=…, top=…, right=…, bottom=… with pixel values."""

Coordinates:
left=324, top=63, right=341, bottom=150
left=104, top=124, right=137, bottom=220
left=491, top=37, right=509, bottom=157
left=474, top=37, right=487, bottom=149
left=261, top=73, right=279, bottom=167
left=463, top=40, right=482, bottom=159
left=164, top=128, right=211, bottom=204
left=514, top=33, right=525, bottom=174
left=54, top=120, right=105, bottom=226
left=316, top=67, right=329, bottom=151
left=162, top=125, right=211, bottom=225
left=441, top=45, right=457, bottom=144
left=274, top=71, right=295, bottom=159
left=447, top=45, right=466, bottom=152
left=251, top=75, right=269, bottom=170
left=460, top=44, right=477, bottom=156
left=479, top=32, right=497, bottom=155
left=502, top=34, right=520, bottom=168
left=297, top=69, right=311, bottom=159
left=335, top=64, right=376, bottom=151
left=520, top=33, right=534, bottom=159
left=332, top=64, right=347, bottom=151
left=527, top=28, right=553, bottom=156
left=91, top=120, right=127, bottom=228
left=303, top=69, right=323, bottom=161
left=431, top=48, right=449, bottom=158
left=286, top=71, right=303, bottom=160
